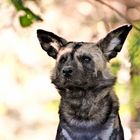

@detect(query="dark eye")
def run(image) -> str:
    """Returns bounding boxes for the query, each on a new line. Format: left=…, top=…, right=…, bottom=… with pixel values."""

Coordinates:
left=81, top=55, right=91, bottom=63
left=60, top=56, right=67, bottom=64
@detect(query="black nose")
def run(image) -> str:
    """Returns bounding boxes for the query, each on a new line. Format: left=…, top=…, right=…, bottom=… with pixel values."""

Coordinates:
left=62, top=66, right=73, bottom=77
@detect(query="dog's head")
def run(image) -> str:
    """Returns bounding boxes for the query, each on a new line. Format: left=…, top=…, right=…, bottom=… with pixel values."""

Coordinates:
left=37, top=25, right=132, bottom=90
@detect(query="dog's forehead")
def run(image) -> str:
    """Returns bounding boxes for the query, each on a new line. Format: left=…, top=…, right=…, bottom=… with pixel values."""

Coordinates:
left=57, top=43, right=73, bottom=60
left=76, top=43, right=101, bottom=55
left=58, top=42, right=99, bottom=57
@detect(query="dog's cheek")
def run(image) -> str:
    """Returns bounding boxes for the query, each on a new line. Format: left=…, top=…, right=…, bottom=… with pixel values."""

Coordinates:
left=74, top=66, right=84, bottom=79
left=51, top=65, right=62, bottom=83
left=55, top=61, right=64, bottom=76
left=83, top=62, right=95, bottom=77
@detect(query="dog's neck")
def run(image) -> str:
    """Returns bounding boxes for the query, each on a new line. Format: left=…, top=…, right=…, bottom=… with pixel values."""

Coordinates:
left=59, top=86, right=119, bottom=129
left=57, top=86, right=119, bottom=139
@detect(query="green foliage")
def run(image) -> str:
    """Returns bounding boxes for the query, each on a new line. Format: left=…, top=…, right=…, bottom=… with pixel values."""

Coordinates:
left=19, top=13, right=32, bottom=27
left=110, top=60, right=121, bottom=75
left=129, top=75, right=140, bottom=118
left=11, top=0, right=43, bottom=27
left=19, top=8, right=42, bottom=27
left=130, top=75, right=140, bottom=103
left=128, top=23, right=140, bottom=73
left=11, top=0, right=24, bottom=11
left=127, top=22, right=140, bottom=119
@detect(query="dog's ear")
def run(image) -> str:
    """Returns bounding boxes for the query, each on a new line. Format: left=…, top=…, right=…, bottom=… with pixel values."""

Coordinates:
left=37, top=30, right=67, bottom=59
left=98, top=24, right=132, bottom=60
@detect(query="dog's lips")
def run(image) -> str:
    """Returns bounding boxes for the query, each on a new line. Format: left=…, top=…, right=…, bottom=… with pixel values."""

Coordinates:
left=63, top=78, right=72, bottom=85
left=63, top=79, right=88, bottom=89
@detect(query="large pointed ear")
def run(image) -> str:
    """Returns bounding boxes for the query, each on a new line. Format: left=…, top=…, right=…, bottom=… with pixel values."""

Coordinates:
left=37, top=30, right=67, bottom=59
left=98, top=24, right=132, bottom=60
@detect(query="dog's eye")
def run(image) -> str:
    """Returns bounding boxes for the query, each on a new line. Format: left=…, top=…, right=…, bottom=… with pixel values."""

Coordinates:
left=81, top=55, right=91, bottom=63
left=60, top=56, right=67, bottom=63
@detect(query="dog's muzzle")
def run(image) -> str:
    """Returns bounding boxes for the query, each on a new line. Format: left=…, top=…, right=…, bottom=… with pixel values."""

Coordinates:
left=62, top=66, right=73, bottom=77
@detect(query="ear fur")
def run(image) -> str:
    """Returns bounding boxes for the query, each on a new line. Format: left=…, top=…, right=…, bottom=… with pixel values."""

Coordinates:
left=98, top=24, right=132, bottom=60
left=37, top=30, right=67, bottom=59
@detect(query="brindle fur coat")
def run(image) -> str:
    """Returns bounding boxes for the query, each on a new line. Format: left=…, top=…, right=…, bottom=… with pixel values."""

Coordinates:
left=37, top=24, right=132, bottom=140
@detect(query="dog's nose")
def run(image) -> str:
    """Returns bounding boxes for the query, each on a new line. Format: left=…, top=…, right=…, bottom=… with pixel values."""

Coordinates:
left=62, top=66, right=73, bottom=77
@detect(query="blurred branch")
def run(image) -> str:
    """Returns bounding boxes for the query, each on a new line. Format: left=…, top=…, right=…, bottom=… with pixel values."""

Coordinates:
left=11, top=0, right=24, bottom=11
left=87, top=0, right=140, bottom=32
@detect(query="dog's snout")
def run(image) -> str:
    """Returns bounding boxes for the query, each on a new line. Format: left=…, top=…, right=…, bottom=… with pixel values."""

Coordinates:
left=62, top=66, right=73, bottom=77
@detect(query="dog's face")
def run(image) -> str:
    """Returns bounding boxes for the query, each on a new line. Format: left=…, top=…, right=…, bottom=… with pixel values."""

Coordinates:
left=37, top=25, right=132, bottom=90
left=51, top=42, right=108, bottom=89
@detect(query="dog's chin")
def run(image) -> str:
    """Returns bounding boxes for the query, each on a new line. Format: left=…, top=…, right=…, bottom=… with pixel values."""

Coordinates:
left=53, top=80, right=95, bottom=90
left=52, top=77, right=85, bottom=89
left=52, top=76, right=116, bottom=91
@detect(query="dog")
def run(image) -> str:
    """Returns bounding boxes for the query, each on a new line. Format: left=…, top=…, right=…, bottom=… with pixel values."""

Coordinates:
left=37, top=24, right=132, bottom=140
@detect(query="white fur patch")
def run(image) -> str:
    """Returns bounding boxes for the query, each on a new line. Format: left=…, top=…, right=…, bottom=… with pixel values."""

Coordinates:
left=57, top=47, right=72, bottom=62
left=62, top=128, right=72, bottom=140
left=100, top=123, right=113, bottom=140
left=108, top=38, right=120, bottom=51
left=50, top=42, right=60, bottom=51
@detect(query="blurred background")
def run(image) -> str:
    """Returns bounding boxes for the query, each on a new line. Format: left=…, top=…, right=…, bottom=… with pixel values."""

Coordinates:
left=0, top=0, right=140, bottom=139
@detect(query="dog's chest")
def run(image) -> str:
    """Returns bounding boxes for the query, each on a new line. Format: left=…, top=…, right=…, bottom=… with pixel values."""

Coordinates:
left=61, top=123, right=114, bottom=140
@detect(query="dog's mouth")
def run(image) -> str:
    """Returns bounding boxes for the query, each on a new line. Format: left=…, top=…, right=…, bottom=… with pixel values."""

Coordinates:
left=54, top=78, right=95, bottom=90
left=63, top=78, right=81, bottom=87
left=52, top=76, right=116, bottom=91
left=52, top=77, right=85, bottom=89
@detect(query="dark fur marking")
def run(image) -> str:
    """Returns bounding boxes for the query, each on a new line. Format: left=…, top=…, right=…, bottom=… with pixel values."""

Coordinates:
left=73, top=42, right=83, bottom=50
left=70, top=42, right=83, bottom=59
